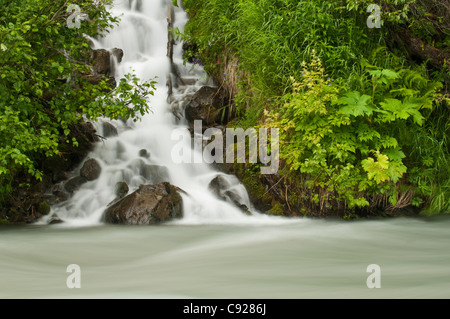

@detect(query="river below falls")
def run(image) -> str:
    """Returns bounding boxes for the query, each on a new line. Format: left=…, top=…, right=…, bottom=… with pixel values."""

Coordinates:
left=1, top=216, right=449, bottom=299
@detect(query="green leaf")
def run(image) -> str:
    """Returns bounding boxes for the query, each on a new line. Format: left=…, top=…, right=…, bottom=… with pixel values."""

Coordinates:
left=383, top=148, right=405, bottom=162
left=379, top=98, right=424, bottom=125
left=362, top=152, right=391, bottom=184
left=337, top=91, right=374, bottom=117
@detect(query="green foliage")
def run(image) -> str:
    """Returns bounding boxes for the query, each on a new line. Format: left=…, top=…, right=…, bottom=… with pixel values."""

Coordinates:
left=268, top=52, right=443, bottom=211
left=182, top=0, right=449, bottom=216
left=0, top=0, right=156, bottom=199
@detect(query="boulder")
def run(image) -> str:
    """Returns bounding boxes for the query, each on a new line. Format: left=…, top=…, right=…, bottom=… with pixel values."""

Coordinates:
left=102, top=121, right=118, bottom=138
left=224, top=190, right=249, bottom=212
left=80, top=158, right=102, bottom=181
left=139, top=149, right=150, bottom=159
left=48, top=214, right=64, bottom=225
left=50, top=184, right=69, bottom=203
left=64, top=176, right=88, bottom=193
left=92, top=49, right=111, bottom=75
left=111, top=48, right=124, bottom=63
left=184, top=86, right=228, bottom=125
left=103, top=183, right=184, bottom=225
left=208, top=174, right=230, bottom=198
left=37, top=201, right=51, bottom=215
left=115, top=182, right=129, bottom=199
left=208, top=175, right=249, bottom=213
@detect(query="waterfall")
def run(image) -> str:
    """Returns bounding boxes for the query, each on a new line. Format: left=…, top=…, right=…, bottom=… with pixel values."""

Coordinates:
left=47, top=0, right=290, bottom=226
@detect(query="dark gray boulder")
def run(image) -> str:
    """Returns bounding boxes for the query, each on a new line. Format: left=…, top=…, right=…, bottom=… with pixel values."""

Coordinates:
left=208, top=174, right=230, bottom=198
left=115, top=182, right=129, bottom=199
left=184, top=86, right=228, bottom=125
left=64, top=176, right=88, bottom=193
left=208, top=175, right=249, bottom=213
left=139, top=149, right=150, bottom=159
left=103, top=183, right=184, bottom=225
left=92, top=49, right=111, bottom=75
left=102, top=121, right=118, bottom=138
left=80, top=158, right=102, bottom=181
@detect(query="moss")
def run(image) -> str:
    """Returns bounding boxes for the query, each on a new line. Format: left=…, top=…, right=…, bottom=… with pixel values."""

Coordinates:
left=241, top=172, right=273, bottom=210
left=267, top=202, right=284, bottom=216
left=37, top=201, right=51, bottom=215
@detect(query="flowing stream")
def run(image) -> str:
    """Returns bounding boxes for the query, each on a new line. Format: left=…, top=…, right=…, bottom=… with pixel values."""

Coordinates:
left=0, top=0, right=449, bottom=299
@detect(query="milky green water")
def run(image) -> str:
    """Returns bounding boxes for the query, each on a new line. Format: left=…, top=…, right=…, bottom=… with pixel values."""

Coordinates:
left=1, top=216, right=449, bottom=299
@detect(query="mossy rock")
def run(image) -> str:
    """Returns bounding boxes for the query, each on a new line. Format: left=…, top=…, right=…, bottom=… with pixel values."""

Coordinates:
left=37, top=201, right=51, bottom=215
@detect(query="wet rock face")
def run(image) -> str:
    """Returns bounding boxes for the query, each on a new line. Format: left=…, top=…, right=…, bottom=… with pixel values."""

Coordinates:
left=92, top=49, right=111, bottom=75
left=111, top=48, right=124, bottom=63
left=102, top=121, right=118, bottom=138
left=139, top=149, right=150, bottom=159
left=208, top=174, right=249, bottom=213
left=80, top=158, right=102, bottom=181
left=184, top=86, right=229, bottom=126
left=64, top=176, right=88, bottom=193
left=115, top=182, right=129, bottom=199
left=103, top=183, right=184, bottom=225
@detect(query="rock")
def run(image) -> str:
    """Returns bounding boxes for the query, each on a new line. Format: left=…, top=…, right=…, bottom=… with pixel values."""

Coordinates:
left=102, top=121, right=118, bottom=138
left=48, top=214, right=63, bottom=225
left=64, top=176, right=88, bottom=193
left=52, top=184, right=68, bottom=199
left=111, top=48, right=124, bottom=63
left=115, top=182, right=129, bottom=199
left=139, top=149, right=150, bottom=159
left=52, top=171, right=74, bottom=184
left=208, top=175, right=231, bottom=198
left=80, top=159, right=102, bottom=181
left=110, top=48, right=124, bottom=76
left=208, top=175, right=249, bottom=213
left=141, top=164, right=170, bottom=184
left=103, top=183, right=184, bottom=225
left=92, top=49, right=111, bottom=75
left=224, top=190, right=249, bottom=212
left=37, top=201, right=51, bottom=215
left=184, top=86, right=228, bottom=125
left=83, top=49, right=117, bottom=89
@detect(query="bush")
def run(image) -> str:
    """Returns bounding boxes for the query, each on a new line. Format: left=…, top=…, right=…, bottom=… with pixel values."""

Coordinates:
left=0, top=0, right=156, bottom=199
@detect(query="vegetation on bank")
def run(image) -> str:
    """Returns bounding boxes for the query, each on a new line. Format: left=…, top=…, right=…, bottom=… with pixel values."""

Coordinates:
left=0, top=0, right=155, bottom=212
left=180, top=0, right=449, bottom=217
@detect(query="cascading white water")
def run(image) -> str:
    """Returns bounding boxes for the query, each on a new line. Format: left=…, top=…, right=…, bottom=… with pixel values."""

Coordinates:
left=48, top=0, right=294, bottom=226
